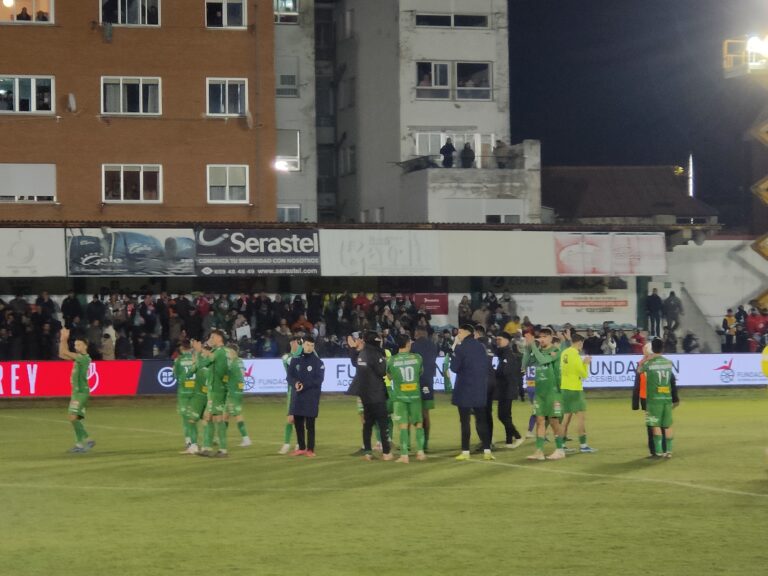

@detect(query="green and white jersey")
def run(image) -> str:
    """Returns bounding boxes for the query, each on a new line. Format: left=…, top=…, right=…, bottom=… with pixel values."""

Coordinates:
left=527, top=344, right=562, bottom=394
left=638, top=355, right=674, bottom=402
left=173, top=351, right=196, bottom=395
left=70, top=353, right=91, bottom=396
left=193, top=361, right=210, bottom=396
left=387, top=352, right=424, bottom=402
left=282, top=345, right=303, bottom=372
left=226, top=354, right=245, bottom=395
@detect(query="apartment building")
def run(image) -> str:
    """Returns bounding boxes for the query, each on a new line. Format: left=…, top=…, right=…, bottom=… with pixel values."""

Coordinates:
left=0, top=0, right=277, bottom=224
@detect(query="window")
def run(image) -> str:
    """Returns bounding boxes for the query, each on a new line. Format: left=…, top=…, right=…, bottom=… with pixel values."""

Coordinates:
left=374, top=207, right=384, bottom=223
left=101, top=77, right=160, bottom=115
left=275, top=130, right=301, bottom=171
left=486, top=214, right=520, bottom=224
left=456, top=63, right=491, bottom=99
left=343, top=8, right=353, bottom=39
left=103, top=165, right=162, bottom=202
left=206, top=0, right=244, bottom=28
left=274, top=0, right=298, bottom=24
left=0, top=0, right=53, bottom=23
left=207, top=165, right=248, bottom=203
left=415, top=13, right=488, bottom=28
left=0, top=163, right=56, bottom=202
left=101, top=0, right=159, bottom=26
left=277, top=204, right=301, bottom=222
left=416, top=62, right=450, bottom=99
left=276, top=57, right=299, bottom=97
left=0, top=76, right=53, bottom=113
left=207, top=78, right=246, bottom=116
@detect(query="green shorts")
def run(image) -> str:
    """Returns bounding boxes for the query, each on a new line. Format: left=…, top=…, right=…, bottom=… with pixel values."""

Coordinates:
left=533, top=388, right=562, bottom=419
left=356, top=397, right=364, bottom=414
left=185, top=394, right=208, bottom=422
left=646, top=400, right=673, bottom=428
left=68, top=393, right=90, bottom=418
left=226, top=393, right=243, bottom=417
left=207, top=389, right=227, bottom=416
left=177, top=393, right=193, bottom=415
left=561, top=389, right=586, bottom=414
left=422, top=399, right=435, bottom=411
left=392, top=400, right=423, bottom=425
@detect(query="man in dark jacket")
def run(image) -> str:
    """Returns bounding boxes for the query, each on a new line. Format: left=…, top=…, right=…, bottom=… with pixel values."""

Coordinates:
left=451, top=324, right=493, bottom=460
left=494, top=332, right=524, bottom=448
left=61, top=290, right=82, bottom=329
left=288, top=335, right=325, bottom=457
left=474, top=325, right=496, bottom=452
left=348, top=331, right=393, bottom=461
left=411, top=325, right=437, bottom=452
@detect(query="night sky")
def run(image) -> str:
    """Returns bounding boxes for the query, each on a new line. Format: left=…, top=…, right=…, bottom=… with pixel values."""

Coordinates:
left=509, top=0, right=768, bottom=230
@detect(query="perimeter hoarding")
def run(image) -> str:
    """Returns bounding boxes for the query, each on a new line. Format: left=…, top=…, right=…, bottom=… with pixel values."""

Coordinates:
left=66, top=228, right=196, bottom=276
left=195, top=229, right=321, bottom=276
left=0, top=228, right=66, bottom=277
left=554, top=232, right=667, bottom=276
left=2, top=354, right=765, bottom=398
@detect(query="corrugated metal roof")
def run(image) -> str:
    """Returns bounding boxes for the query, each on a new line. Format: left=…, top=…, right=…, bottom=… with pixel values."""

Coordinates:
left=542, top=166, right=719, bottom=219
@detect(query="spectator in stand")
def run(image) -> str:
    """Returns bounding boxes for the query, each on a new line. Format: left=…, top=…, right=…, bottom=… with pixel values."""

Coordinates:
left=257, top=329, right=280, bottom=358
left=601, top=330, right=618, bottom=355
left=721, top=308, right=737, bottom=352
left=583, top=328, right=603, bottom=356
left=662, top=291, right=683, bottom=332
left=36, top=291, right=58, bottom=322
left=291, top=313, right=314, bottom=334
left=746, top=308, right=764, bottom=336
left=458, top=295, right=472, bottom=326
left=471, top=304, right=490, bottom=329
left=9, top=294, right=29, bottom=316
left=734, top=305, right=748, bottom=325
left=663, top=326, right=677, bottom=353
left=440, top=138, right=456, bottom=168
left=615, top=329, right=631, bottom=354
left=0, top=327, right=9, bottom=360
left=86, top=294, right=106, bottom=325
left=646, top=288, right=663, bottom=337
left=682, top=331, right=700, bottom=353
left=630, top=329, right=646, bottom=354
left=101, top=333, right=115, bottom=360
left=734, top=324, right=750, bottom=353
left=460, top=142, right=475, bottom=168
left=503, top=315, right=521, bottom=336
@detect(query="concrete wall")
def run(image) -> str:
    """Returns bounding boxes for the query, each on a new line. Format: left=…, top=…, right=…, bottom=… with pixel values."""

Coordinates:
left=0, top=0, right=276, bottom=224
left=274, top=0, right=318, bottom=222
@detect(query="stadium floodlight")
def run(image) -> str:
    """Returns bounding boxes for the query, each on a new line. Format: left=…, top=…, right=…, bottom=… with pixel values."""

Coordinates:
left=273, top=159, right=290, bottom=171
left=2, top=0, right=14, bottom=8
left=746, top=35, right=768, bottom=57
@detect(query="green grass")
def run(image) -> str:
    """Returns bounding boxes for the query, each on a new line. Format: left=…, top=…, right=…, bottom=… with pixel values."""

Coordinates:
left=1, top=391, right=767, bottom=576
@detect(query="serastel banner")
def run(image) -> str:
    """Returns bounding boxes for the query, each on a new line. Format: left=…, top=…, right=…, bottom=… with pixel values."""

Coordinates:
left=66, top=228, right=195, bottom=277
left=195, top=229, right=320, bottom=276
left=1, top=354, right=765, bottom=398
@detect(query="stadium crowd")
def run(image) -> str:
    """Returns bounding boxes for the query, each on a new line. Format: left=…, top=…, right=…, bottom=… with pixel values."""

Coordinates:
left=0, top=290, right=765, bottom=361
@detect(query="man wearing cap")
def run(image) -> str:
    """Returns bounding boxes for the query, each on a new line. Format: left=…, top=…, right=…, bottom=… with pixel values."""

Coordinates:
left=494, top=331, right=524, bottom=448
left=451, top=324, right=493, bottom=461
left=348, top=331, right=393, bottom=461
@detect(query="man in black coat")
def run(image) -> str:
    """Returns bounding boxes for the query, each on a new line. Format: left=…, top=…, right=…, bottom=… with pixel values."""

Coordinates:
left=474, top=325, right=497, bottom=452
left=288, top=335, right=325, bottom=456
left=411, top=325, right=437, bottom=452
left=348, top=331, right=393, bottom=461
left=494, top=332, right=524, bottom=448
left=451, top=324, right=492, bottom=461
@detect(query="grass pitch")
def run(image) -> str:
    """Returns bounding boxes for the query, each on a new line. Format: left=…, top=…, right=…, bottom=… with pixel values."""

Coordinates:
left=1, top=390, right=767, bottom=576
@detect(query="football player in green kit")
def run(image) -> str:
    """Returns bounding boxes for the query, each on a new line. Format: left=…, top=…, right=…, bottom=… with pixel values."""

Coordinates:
left=181, top=343, right=213, bottom=455
left=524, top=328, right=566, bottom=461
left=224, top=343, right=251, bottom=447
left=387, top=334, right=426, bottom=463
left=194, top=329, right=230, bottom=457
left=279, top=335, right=303, bottom=454
left=173, top=339, right=196, bottom=450
left=59, top=328, right=95, bottom=453
left=638, top=338, right=679, bottom=458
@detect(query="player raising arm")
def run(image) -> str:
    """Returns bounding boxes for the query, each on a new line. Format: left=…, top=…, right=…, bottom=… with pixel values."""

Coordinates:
left=59, top=327, right=95, bottom=453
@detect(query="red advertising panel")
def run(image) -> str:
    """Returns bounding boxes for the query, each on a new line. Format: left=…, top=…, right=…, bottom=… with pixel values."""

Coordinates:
left=413, top=293, right=449, bottom=314
left=0, top=361, right=142, bottom=398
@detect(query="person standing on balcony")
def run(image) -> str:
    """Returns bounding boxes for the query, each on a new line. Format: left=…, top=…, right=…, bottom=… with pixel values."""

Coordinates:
left=460, top=143, right=475, bottom=168
left=440, top=138, right=456, bottom=168
left=646, top=288, right=663, bottom=337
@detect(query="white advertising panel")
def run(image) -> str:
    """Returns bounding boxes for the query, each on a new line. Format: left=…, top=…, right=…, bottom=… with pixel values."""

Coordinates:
left=238, top=354, right=766, bottom=395
left=0, top=228, right=66, bottom=277
left=555, top=232, right=667, bottom=276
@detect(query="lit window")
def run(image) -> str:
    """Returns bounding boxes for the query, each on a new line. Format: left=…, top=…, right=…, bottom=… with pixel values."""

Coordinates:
left=206, top=0, right=244, bottom=28
left=101, top=0, right=159, bottom=26
left=274, top=0, right=298, bottom=24
left=103, top=165, right=162, bottom=202
left=416, top=62, right=450, bottom=99
left=456, top=63, right=491, bottom=100
left=0, top=76, right=54, bottom=113
left=101, top=77, right=161, bottom=115
left=277, top=204, right=301, bottom=222
left=207, top=78, right=247, bottom=116
left=207, top=165, right=248, bottom=203
left=0, top=0, right=53, bottom=24
left=275, top=130, right=301, bottom=171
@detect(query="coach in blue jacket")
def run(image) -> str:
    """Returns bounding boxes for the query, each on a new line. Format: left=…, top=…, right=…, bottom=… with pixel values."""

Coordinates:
left=288, top=336, right=325, bottom=456
left=451, top=324, right=493, bottom=460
